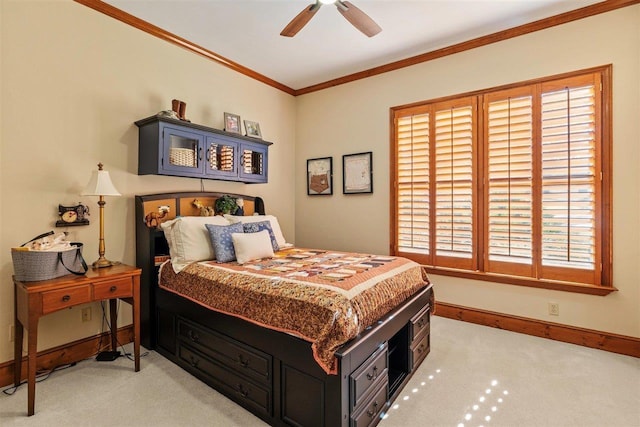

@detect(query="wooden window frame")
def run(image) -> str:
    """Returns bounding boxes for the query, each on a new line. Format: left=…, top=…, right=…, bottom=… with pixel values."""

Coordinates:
left=390, top=65, right=614, bottom=296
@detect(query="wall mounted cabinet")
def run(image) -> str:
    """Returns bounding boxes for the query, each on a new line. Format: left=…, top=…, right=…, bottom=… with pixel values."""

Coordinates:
left=135, top=116, right=272, bottom=183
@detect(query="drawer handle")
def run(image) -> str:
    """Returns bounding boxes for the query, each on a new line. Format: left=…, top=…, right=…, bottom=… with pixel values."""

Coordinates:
left=237, top=384, right=249, bottom=398
left=417, top=318, right=425, bottom=328
left=366, top=366, right=378, bottom=381
left=238, top=354, right=249, bottom=368
left=62, top=295, right=71, bottom=302
left=188, top=330, right=200, bottom=342
left=418, top=344, right=425, bottom=354
left=109, top=285, right=117, bottom=292
left=189, top=356, right=199, bottom=368
left=366, top=401, right=379, bottom=417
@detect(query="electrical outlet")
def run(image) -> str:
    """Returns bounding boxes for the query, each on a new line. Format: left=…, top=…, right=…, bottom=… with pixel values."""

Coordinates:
left=9, top=325, right=15, bottom=342
left=548, top=302, right=560, bottom=316
left=82, top=307, right=92, bottom=322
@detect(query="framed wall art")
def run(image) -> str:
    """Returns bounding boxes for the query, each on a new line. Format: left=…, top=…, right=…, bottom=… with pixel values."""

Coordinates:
left=244, top=120, right=262, bottom=139
left=307, top=157, right=333, bottom=196
left=343, top=151, right=372, bottom=194
left=224, top=112, right=241, bottom=134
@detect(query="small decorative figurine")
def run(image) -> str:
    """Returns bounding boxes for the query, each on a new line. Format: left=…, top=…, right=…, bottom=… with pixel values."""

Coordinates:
left=171, top=99, right=189, bottom=122
left=192, top=199, right=215, bottom=216
left=56, top=203, right=90, bottom=227
left=144, top=205, right=170, bottom=228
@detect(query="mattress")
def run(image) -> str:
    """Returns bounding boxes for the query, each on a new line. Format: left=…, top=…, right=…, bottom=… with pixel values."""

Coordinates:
left=158, top=247, right=429, bottom=374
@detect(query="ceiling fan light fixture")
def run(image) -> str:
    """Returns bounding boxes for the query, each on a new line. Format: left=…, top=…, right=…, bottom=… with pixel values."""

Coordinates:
left=280, top=0, right=381, bottom=38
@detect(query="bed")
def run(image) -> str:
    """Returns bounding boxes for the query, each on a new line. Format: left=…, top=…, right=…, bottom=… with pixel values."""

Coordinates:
left=135, top=192, right=433, bottom=427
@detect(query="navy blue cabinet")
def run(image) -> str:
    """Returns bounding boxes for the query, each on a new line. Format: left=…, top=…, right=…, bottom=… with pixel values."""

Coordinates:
left=135, top=116, right=271, bottom=183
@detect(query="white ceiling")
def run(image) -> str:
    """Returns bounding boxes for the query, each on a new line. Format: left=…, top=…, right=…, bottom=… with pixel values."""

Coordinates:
left=103, top=0, right=602, bottom=90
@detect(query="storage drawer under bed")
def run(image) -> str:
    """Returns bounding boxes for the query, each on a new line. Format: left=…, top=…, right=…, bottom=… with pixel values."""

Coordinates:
left=178, top=318, right=272, bottom=385
left=178, top=344, right=272, bottom=417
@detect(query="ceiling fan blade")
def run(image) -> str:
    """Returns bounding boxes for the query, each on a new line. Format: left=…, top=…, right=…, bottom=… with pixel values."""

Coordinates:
left=336, top=1, right=381, bottom=37
left=280, top=2, right=321, bottom=37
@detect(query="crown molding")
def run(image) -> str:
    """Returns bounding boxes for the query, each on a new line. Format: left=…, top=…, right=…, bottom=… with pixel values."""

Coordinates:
left=74, top=0, right=639, bottom=96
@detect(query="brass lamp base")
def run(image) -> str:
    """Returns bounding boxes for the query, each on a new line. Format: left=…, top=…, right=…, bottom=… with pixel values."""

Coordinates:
left=92, top=257, right=117, bottom=268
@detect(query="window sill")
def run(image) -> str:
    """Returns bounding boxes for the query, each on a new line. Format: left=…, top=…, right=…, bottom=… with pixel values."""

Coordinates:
left=422, top=266, right=617, bottom=296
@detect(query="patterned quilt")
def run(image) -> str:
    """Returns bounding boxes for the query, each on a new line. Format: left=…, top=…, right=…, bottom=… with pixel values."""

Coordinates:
left=158, top=248, right=430, bottom=374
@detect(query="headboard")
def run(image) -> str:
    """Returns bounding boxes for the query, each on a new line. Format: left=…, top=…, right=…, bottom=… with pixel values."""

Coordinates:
left=136, top=191, right=264, bottom=222
left=134, top=191, right=264, bottom=348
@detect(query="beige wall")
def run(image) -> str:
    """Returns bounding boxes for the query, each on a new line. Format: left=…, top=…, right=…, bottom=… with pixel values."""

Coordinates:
left=295, top=6, right=640, bottom=338
left=1, top=2, right=638, bottom=367
left=0, top=1, right=296, bottom=363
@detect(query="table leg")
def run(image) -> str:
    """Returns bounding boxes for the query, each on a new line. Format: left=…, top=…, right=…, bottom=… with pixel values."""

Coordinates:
left=27, top=320, right=38, bottom=416
left=13, top=321, right=23, bottom=387
left=133, top=285, right=140, bottom=372
left=109, top=299, right=117, bottom=351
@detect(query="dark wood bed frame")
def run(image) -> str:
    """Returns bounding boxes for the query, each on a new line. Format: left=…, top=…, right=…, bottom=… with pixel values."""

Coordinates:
left=135, top=192, right=433, bottom=427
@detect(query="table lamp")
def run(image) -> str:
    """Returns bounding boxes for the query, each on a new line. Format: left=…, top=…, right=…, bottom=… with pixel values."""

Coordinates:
left=81, top=163, right=121, bottom=268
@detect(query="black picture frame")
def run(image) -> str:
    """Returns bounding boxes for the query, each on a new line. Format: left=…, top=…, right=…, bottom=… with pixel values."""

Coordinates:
left=307, top=157, right=333, bottom=196
left=343, top=152, right=373, bottom=194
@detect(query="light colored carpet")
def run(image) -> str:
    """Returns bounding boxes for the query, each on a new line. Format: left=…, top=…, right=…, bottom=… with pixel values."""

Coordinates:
left=1, top=316, right=638, bottom=427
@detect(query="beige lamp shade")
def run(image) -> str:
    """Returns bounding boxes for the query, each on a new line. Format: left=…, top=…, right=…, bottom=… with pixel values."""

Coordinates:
left=81, top=163, right=121, bottom=196
left=81, top=163, right=120, bottom=268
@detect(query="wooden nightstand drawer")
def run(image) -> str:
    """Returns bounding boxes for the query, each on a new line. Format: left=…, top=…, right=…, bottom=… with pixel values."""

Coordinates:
left=42, top=285, right=91, bottom=314
left=93, top=277, right=133, bottom=299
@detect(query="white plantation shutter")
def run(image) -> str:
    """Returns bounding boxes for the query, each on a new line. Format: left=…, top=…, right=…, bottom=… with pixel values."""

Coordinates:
left=433, top=100, right=476, bottom=269
left=485, top=91, right=534, bottom=276
left=396, top=112, right=430, bottom=259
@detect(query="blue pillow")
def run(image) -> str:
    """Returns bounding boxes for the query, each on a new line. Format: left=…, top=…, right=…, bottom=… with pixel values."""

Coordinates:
left=205, top=222, right=244, bottom=262
left=242, top=220, right=279, bottom=251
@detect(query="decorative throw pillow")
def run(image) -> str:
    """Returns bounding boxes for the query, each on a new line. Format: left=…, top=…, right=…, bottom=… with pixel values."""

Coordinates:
left=242, top=220, right=279, bottom=251
left=224, top=214, right=288, bottom=248
left=205, top=222, right=244, bottom=263
left=232, top=230, right=275, bottom=264
left=160, top=215, right=231, bottom=273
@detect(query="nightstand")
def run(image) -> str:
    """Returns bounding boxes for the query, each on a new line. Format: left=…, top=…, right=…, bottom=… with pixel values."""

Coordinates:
left=13, top=264, right=142, bottom=416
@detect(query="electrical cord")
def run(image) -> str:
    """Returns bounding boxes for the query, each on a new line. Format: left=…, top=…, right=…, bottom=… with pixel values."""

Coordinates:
left=3, top=301, right=148, bottom=397
left=2, top=362, right=77, bottom=395
left=99, top=300, right=149, bottom=361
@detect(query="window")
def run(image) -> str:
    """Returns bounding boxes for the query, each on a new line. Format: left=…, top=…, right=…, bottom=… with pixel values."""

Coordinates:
left=391, top=66, right=612, bottom=293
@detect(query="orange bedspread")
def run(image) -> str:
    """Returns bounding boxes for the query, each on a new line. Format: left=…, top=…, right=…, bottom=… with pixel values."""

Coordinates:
left=158, top=248, right=429, bottom=374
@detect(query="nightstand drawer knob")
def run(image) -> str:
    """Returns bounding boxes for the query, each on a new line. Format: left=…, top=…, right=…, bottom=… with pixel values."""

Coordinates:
left=62, top=295, right=71, bottom=302
left=110, top=286, right=117, bottom=292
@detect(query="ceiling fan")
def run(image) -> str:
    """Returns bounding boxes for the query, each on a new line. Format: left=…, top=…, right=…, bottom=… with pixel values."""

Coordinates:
left=280, top=0, right=382, bottom=38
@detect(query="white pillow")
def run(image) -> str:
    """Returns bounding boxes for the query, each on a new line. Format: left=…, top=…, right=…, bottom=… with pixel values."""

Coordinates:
left=232, top=230, right=275, bottom=264
left=225, top=214, right=288, bottom=248
left=161, top=216, right=230, bottom=272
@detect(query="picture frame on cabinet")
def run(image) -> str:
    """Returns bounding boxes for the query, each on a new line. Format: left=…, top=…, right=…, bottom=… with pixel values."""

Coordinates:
left=244, top=120, right=262, bottom=139
left=307, top=157, right=333, bottom=196
left=224, top=112, right=241, bottom=134
left=343, top=151, right=372, bottom=194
